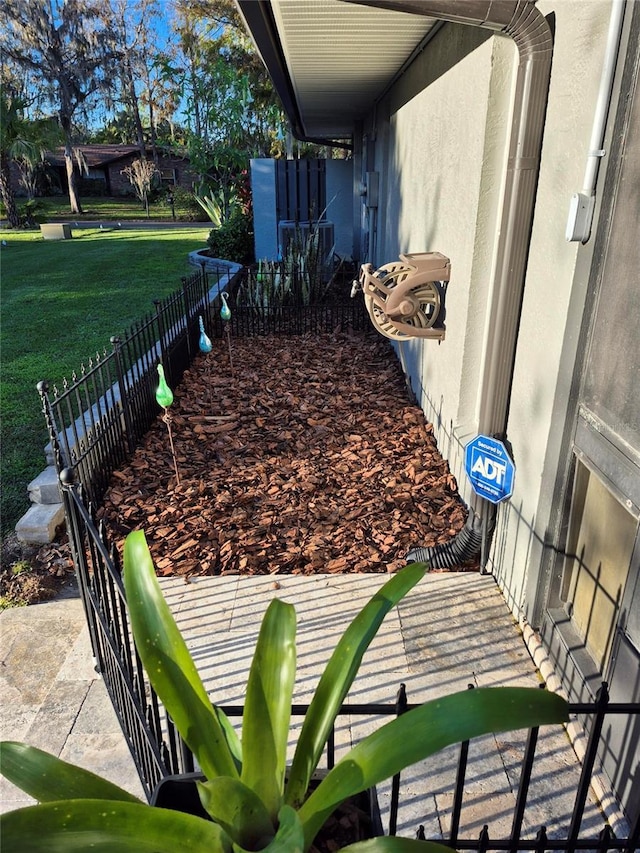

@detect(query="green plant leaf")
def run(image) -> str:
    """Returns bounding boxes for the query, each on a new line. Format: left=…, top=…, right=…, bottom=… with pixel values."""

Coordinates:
left=285, top=562, right=427, bottom=807
left=0, top=799, right=232, bottom=853
left=254, top=805, right=304, bottom=853
left=195, top=191, right=224, bottom=227
left=299, top=686, right=569, bottom=847
left=342, top=840, right=455, bottom=853
left=213, top=705, right=243, bottom=770
left=241, top=598, right=296, bottom=821
left=197, top=777, right=274, bottom=849
left=123, top=530, right=239, bottom=780
left=0, top=741, right=143, bottom=804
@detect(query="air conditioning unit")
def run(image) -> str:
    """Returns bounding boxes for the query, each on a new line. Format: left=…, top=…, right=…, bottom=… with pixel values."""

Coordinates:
left=277, top=220, right=335, bottom=266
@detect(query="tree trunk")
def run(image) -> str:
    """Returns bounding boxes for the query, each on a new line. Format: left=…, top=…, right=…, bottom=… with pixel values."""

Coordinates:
left=0, top=152, right=21, bottom=228
left=65, top=146, right=83, bottom=214
left=125, top=62, right=146, bottom=161
left=148, top=98, right=158, bottom=163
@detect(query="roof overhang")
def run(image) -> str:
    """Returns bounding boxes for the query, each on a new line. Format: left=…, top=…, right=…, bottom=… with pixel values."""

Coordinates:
left=235, top=0, right=441, bottom=143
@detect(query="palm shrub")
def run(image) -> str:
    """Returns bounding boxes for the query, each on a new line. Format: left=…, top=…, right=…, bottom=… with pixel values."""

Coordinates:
left=0, top=531, right=569, bottom=852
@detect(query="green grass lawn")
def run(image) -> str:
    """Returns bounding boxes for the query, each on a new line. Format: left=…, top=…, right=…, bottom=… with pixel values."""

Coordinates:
left=7, top=194, right=210, bottom=224
left=0, top=225, right=211, bottom=537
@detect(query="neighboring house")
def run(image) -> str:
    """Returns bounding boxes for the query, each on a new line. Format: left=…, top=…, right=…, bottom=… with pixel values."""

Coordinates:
left=10, top=144, right=196, bottom=196
left=237, top=0, right=639, bottom=824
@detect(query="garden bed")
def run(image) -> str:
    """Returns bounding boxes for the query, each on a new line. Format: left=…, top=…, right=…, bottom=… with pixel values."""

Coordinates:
left=98, top=330, right=474, bottom=576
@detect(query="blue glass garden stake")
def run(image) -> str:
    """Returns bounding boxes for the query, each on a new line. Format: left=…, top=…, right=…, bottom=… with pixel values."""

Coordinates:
left=156, top=364, right=180, bottom=484
left=220, top=292, right=231, bottom=321
left=198, top=315, right=213, bottom=353
left=220, top=292, right=234, bottom=377
left=198, top=315, right=214, bottom=413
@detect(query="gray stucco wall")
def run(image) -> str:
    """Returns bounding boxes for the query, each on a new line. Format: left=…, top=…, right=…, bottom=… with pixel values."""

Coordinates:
left=250, top=158, right=278, bottom=260
left=326, top=159, right=355, bottom=260
left=361, top=1, right=615, bottom=620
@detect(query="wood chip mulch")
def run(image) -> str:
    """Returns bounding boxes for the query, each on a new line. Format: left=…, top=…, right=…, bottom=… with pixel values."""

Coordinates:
left=98, top=330, right=473, bottom=577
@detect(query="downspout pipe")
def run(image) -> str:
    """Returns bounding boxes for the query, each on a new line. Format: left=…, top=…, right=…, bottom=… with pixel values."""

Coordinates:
left=349, top=0, right=554, bottom=569
left=565, top=0, right=625, bottom=243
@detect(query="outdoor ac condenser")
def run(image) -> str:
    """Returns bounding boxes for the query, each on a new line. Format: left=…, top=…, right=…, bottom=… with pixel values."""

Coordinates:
left=277, top=220, right=335, bottom=262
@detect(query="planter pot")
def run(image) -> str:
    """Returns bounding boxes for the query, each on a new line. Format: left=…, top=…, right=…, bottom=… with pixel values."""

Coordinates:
left=151, top=771, right=383, bottom=849
left=151, top=771, right=210, bottom=820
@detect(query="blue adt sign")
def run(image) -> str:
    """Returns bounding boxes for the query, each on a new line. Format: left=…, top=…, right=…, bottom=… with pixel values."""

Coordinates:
left=465, top=435, right=515, bottom=504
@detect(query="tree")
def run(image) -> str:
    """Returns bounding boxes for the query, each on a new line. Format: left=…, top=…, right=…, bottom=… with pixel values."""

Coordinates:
left=168, top=0, right=288, bottom=214
left=121, top=157, right=158, bottom=217
left=13, top=115, right=63, bottom=200
left=0, top=92, right=25, bottom=228
left=111, top=0, right=150, bottom=159
left=1, top=0, right=119, bottom=214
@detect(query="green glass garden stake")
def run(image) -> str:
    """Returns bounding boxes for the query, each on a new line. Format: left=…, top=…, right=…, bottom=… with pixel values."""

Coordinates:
left=156, top=364, right=180, bottom=485
left=155, top=364, right=174, bottom=408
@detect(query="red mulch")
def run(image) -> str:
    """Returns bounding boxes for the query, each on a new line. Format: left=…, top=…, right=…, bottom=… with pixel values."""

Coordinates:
left=97, top=330, right=474, bottom=577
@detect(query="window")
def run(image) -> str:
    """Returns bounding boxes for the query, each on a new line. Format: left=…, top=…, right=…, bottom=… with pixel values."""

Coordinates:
left=159, top=168, right=177, bottom=185
left=561, top=461, right=636, bottom=671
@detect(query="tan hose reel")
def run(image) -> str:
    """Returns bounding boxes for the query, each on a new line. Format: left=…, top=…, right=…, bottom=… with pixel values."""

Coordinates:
left=355, top=252, right=451, bottom=341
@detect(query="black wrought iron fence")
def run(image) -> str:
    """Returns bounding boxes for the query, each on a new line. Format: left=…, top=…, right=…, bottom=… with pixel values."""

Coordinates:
left=211, top=263, right=369, bottom=338
left=38, top=264, right=238, bottom=507
left=60, top=479, right=639, bottom=851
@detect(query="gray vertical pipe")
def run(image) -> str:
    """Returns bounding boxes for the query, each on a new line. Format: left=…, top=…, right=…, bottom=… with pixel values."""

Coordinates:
left=350, top=0, right=554, bottom=567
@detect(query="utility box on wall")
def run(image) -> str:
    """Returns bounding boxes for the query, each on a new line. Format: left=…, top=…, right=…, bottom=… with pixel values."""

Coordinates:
left=250, top=158, right=353, bottom=262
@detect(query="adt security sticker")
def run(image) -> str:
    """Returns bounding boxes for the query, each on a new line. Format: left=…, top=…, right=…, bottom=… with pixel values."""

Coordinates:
left=464, top=435, right=515, bottom=504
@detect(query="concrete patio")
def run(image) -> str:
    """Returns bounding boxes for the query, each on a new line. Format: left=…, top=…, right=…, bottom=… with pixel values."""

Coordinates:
left=0, top=570, right=611, bottom=839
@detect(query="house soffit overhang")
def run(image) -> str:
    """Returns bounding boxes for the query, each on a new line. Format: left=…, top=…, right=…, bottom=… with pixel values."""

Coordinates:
left=236, top=0, right=440, bottom=140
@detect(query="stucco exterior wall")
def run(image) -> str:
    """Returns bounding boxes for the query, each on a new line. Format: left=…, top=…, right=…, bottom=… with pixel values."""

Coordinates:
left=326, top=159, right=354, bottom=259
left=364, top=1, right=615, bottom=618
left=368, top=24, right=514, bottom=498
left=491, top=0, right=613, bottom=615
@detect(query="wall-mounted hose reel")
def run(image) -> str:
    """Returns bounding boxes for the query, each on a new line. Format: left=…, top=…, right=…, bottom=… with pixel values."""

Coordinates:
left=353, top=252, right=451, bottom=341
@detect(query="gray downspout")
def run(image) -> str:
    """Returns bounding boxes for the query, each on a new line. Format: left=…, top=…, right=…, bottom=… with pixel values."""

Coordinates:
left=348, top=0, right=554, bottom=570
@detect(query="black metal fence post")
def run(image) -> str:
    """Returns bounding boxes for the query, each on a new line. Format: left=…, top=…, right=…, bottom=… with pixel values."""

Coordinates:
left=389, top=682, right=408, bottom=836
left=110, top=335, right=136, bottom=455
left=450, top=684, right=475, bottom=845
left=181, top=276, right=193, bottom=362
left=37, top=380, right=64, bottom=469
left=567, top=683, right=610, bottom=853
left=508, top=683, right=545, bottom=852
left=154, top=298, right=168, bottom=372
left=58, top=467, right=102, bottom=669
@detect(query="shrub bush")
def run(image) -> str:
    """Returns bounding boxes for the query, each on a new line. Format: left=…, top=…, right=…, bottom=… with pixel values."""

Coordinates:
left=206, top=210, right=254, bottom=264
left=170, top=186, right=208, bottom=221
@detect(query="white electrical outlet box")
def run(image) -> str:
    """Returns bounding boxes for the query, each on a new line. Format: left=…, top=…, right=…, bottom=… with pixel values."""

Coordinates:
left=566, top=192, right=595, bottom=243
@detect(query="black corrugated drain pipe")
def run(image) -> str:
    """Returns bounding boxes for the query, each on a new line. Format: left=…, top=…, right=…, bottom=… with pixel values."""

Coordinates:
left=348, top=0, right=554, bottom=570
left=405, top=512, right=491, bottom=569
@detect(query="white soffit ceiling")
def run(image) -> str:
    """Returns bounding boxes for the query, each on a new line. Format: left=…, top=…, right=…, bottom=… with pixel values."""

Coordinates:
left=269, top=0, right=438, bottom=137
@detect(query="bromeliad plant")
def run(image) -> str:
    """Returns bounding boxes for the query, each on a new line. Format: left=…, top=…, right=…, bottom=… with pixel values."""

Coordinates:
left=0, top=531, right=569, bottom=852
